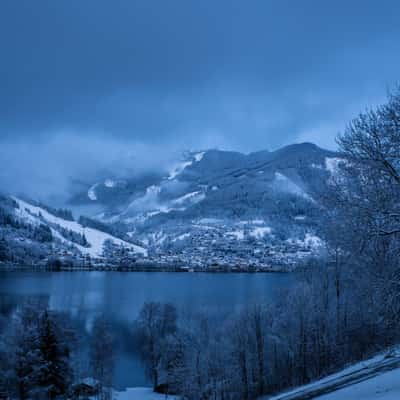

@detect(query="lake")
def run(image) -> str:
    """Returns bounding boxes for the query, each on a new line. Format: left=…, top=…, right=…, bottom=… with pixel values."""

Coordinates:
left=0, top=271, right=293, bottom=389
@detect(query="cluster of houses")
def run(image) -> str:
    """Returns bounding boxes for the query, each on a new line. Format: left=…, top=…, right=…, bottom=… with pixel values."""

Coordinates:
left=142, top=222, right=322, bottom=272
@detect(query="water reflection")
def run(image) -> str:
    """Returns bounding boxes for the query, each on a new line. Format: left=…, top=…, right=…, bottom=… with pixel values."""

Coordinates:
left=0, top=271, right=292, bottom=389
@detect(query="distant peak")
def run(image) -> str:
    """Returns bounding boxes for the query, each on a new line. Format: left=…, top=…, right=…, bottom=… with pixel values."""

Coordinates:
left=275, top=142, right=333, bottom=154
left=285, top=142, right=320, bottom=149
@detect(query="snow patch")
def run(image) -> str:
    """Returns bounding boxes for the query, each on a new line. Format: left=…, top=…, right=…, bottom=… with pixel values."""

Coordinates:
left=287, top=233, right=323, bottom=250
left=226, top=230, right=245, bottom=240
left=146, top=185, right=161, bottom=195
left=172, top=191, right=206, bottom=205
left=172, top=233, right=191, bottom=242
left=167, top=152, right=205, bottom=180
left=168, top=160, right=193, bottom=180
left=249, top=227, right=272, bottom=239
left=194, top=151, right=206, bottom=162
left=104, top=179, right=117, bottom=188
left=88, top=183, right=99, bottom=201
left=148, top=231, right=168, bottom=246
left=325, top=157, right=344, bottom=175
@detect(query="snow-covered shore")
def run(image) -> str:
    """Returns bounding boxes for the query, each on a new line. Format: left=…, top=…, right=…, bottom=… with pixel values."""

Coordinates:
left=114, top=387, right=176, bottom=400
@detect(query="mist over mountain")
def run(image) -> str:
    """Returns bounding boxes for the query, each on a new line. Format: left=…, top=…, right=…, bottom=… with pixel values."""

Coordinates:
left=71, top=141, right=336, bottom=220
left=75, top=142, right=337, bottom=260
left=0, top=141, right=341, bottom=269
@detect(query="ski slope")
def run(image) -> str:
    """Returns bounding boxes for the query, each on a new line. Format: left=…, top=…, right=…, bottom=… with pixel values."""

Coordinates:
left=13, top=197, right=147, bottom=257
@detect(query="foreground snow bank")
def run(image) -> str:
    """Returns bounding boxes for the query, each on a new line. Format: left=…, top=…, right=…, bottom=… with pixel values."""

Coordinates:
left=318, top=367, right=400, bottom=399
left=114, top=387, right=176, bottom=400
left=264, top=347, right=400, bottom=400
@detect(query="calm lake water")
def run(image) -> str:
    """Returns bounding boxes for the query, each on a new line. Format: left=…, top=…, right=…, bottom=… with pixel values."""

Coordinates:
left=0, top=271, right=293, bottom=389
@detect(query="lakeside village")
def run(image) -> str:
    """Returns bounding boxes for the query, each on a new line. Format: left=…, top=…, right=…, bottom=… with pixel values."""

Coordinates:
left=1, top=226, right=322, bottom=272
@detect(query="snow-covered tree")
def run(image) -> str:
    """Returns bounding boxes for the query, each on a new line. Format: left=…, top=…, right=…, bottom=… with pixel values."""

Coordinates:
left=90, top=316, right=115, bottom=400
left=134, top=302, right=177, bottom=391
left=35, top=310, right=72, bottom=399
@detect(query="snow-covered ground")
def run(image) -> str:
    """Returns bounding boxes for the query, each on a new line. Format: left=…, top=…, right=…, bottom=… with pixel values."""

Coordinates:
left=264, top=348, right=400, bottom=400
left=249, top=226, right=272, bottom=239
left=318, top=368, right=400, bottom=399
left=113, top=387, right=176, bottom=400
left=13, top=197, right=147, bottom=257
left=114, top=355, right=400, bottom=400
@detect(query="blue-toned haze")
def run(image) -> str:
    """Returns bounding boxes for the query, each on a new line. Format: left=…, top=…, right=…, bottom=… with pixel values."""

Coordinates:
left=1, top=0, right=400, bottom=200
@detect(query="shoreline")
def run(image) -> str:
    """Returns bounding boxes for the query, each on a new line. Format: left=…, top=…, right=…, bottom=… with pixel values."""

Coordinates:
left=0, top=262, right=290, bottom=273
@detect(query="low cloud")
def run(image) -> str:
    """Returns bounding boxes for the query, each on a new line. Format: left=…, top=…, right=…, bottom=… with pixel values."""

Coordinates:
left=0, top=133, right=183, bottom=204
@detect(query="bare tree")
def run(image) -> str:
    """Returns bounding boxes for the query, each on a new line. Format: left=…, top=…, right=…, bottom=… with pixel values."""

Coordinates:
left=134, top=302, right=177, bottom=392
left=90, top=316, right=115, bottom=400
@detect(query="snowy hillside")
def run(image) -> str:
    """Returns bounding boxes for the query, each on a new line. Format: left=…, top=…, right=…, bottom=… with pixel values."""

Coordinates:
left=318, top=368, right=400, bottom=400
left=13, top=197, right=147, bottom=258
left=264, top=348, right=400, bottom=400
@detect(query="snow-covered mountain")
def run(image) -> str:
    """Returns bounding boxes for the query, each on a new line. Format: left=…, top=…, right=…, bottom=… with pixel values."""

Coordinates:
left=76, top=143, right=338, bottom=218
left=65, top=142, right=343, bottom=268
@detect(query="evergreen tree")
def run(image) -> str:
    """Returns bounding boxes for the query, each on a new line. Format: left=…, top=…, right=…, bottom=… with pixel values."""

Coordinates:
left=81, top=233, right=88, bottom=247
left=35, top=310, right=72, bottom=399
left=34, top=224, right=53, bottom=243
left=13, top=304, right=44, bottom=400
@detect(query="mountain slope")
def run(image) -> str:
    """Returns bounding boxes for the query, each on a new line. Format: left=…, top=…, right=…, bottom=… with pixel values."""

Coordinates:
left=13, top=197, right=147, bottom=257
left=78, top=143, right=337, bottom=223
left=0, top=194, right=147, bottom=268
left=65, top=142, right=340, bottom=268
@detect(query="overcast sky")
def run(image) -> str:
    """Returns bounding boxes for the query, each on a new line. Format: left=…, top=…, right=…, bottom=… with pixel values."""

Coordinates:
left=1, top=0, right=400, bottom=199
